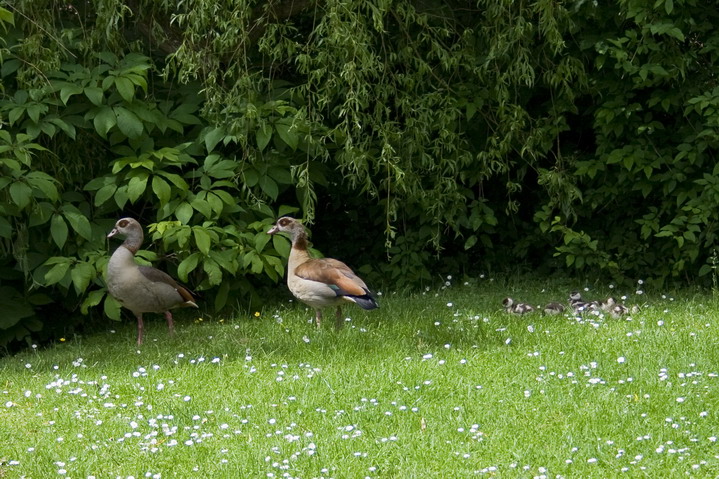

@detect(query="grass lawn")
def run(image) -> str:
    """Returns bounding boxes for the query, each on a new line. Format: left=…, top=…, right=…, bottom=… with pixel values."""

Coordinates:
left=1, top=277, right=719, bottom=478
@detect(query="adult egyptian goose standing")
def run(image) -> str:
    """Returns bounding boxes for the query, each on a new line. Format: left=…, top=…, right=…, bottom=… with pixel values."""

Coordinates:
left=267, top=217, right=378, bottom=328
left=106, top=218, right=198, bottom=345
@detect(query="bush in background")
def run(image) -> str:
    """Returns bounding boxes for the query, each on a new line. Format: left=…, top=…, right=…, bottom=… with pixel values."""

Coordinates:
left=1, top=0, right=718, bottom=349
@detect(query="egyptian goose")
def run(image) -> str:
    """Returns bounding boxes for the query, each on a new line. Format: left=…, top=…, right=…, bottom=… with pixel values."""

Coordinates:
left=568, top=291, right=599, bottom=314
left=106, top=218, right=198, bottom=345
left=267, top=217, right=378, bottom=328
left=502, top=297, right=535, bottom=315
left=600, top=297, right=630, bottom=318
left=543, top=301, right=565, bottom=315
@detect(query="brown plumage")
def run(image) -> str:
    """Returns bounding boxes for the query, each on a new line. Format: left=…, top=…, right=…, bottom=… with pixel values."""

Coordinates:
left=600, top=297, right=630, bottom=318
left=503, top=297, right=535, bottom=315
left=267, top=217, right=378, bottom=328
left=543, top=301, right=565, bottom=315
left=106, top=218, right=198, bottom=345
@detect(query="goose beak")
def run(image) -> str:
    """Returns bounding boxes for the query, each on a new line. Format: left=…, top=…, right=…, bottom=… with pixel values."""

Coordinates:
left=267, top=225, right=280, bottom=235
left=107, top=227, right=119, bottom=238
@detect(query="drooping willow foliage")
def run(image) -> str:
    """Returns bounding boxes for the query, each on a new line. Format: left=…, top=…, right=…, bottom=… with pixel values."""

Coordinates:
left=1, top=0, right=718, bottom=347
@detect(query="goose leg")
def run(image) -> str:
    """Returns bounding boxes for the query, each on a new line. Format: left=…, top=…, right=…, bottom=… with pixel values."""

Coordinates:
left=315, top=309, right=322, bottom=328
left=334, top=306, right=343, bottom=330
left=165, top=311, right=175, bottom=336
left=136, top=314, right=144, bottom=346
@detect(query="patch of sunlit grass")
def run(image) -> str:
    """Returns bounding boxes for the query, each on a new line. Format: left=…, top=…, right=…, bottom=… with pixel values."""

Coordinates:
left=1, top=276, right=718, bottom=477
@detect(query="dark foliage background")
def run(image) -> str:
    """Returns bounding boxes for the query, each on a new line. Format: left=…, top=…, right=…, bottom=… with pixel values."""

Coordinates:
left=0, top=0, right=717, bottom=348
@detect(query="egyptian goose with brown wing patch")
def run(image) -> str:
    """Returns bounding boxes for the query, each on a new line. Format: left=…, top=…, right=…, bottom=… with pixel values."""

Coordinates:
left=268, top=217, right=378, bottom=328
left=106, top=218, right=198, bottom=345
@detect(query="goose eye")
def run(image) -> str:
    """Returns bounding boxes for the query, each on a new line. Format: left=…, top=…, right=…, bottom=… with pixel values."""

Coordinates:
left=279, top=218, right=291, bottom=226
left=118, top=219, right=130, bottom=228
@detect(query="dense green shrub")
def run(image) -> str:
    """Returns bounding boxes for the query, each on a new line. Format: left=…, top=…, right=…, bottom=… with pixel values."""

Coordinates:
left=1, top=0, right=718, bottom=349
left=535, top=0, right=719, bottom=285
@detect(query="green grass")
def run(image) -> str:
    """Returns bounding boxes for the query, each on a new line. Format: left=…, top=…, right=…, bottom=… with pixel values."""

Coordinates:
left=2, top=277, right=719, bottom=478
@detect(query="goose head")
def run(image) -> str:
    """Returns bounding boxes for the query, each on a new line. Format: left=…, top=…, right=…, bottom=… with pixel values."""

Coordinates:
left=108, top=218, right=144, bottom=252
left=267, top=217, right=307, bottom=240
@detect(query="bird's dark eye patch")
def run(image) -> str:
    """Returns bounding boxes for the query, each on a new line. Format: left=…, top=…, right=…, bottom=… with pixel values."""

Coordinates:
left=279, top=218, right=291, bottom=226
left=118, top=219, right=130, bottom=227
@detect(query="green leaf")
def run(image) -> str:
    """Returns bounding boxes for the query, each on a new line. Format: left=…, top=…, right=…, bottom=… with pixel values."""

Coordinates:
left=176, top=202, right=193, bottom=224
left=114, top=186, right=129, bottom=209
left=27, top=104, right=46, bottom=123
left=85, top=176, right=112, bottom=191
left=50, top=214, right=69, bottom=248
left=210, top=249, right=237, bottom=274
left=466, top=102, right=477, bottom=121
left=256, top=124, right=272, bottom=151
left=157, top=171, right=189, bottom=190
left=103, top=295, right=122, bottom=321
left=250, top=254, right=264, bottom=274
left=60, top=84, right=83, bottom=105
left=152, top=176, right=171, bottom=205
left=84, top=87, right=104, bottom=106
left=115, top=76, right=135, bottom=102
left=62, top=207, right=93, bottom=241
left=95, top=184, right=117, bottom=206
left=81, top=289, right=106, bottom=314
left=193, top=227, right=212, bottom=255
left=0, top=7, right=15, bottom=26
left=127, top=174, right=149, bottom=203
left=114, top=106, right=144, bottom=139
left=278, top=205, right=300, bottom=217
left=204, top=127, right=225, bottom=152
left=214, top=281, right=230, bottom=310
left=178, top=252, right=201, bottom=282
left=244, top=168, right=259, bottom=187
left=254, top=231, right=271, bottom=252
left=665, top=0, right=673, bottom=14
left=49, top=117, right=76, bottom=139
left=0, top=287, right=34, bottom=329
left=275, top=120, right=298, bottom=150
left=0, top=216, right=12, bottom=239
left=71, top=262, right=96, bottom=294
left=102, top=75, right=115, bottom=91
left=8, top=106, right=23, bottom=125
left=1, top=58, right=20, bottom=78
left=190, top=196, right=213, bottom=218
left=201, top=193, right=221, bottom=216
left=44, top=259, right=71, bottom=285
left=93, top=106, right=116, bottom=137
left=272, top=234, right=291, bottom=257
left=9, top=181, right=33, bottom=210
left=464, top=235, right=478, bottom=250
left=213, top=189, right=236, bottom=207
left=169, top=103, right=201, bottom=124
left=268, top=166, right=292, bottom=185
left=25, top=172, right=59, bottom=201
left=259, top=176, right=278, bottom=199
left=97, top=51, right=118, bottom=65
left=29, top=202, right=53, bottom=227
left=202, top=258, right=223, bottom=285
